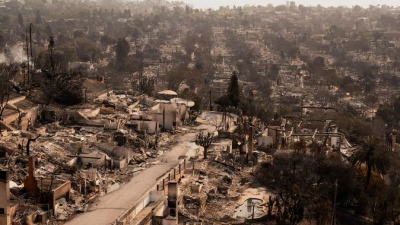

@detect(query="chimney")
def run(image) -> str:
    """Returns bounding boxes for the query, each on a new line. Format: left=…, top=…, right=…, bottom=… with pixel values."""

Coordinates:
left=0, top=170, right=10, bottom=225
left=23, top=156, right=40, bottom=196
left=167, top=181, right=178, bottom=221
left=28, top=156, right=35, bottom=177
left=168, top=181, right=177, bottom=199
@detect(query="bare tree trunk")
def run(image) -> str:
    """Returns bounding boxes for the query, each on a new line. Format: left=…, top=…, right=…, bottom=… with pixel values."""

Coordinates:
left=0, top=87, right=10, bottom=136
left=366, top=164, right=372, bottom=187
left=26, top=134, right=41, bottom=156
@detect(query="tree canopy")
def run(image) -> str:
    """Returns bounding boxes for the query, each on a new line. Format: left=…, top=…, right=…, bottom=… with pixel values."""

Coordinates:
left=228, top=71, right=240, bottom=108
left=115, top=37, right=130, bottom=71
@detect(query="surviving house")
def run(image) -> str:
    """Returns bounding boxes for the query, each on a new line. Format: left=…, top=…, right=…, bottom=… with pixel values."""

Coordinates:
left=146, top=102, right=182, bottom=130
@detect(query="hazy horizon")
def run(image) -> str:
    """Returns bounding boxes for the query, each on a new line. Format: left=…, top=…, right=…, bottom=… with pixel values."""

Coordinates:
left=182, top=0, right=400, bottom=9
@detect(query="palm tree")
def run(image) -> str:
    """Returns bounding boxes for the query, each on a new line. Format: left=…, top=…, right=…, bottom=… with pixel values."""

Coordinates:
left=350, top=136, right=391, bottom=187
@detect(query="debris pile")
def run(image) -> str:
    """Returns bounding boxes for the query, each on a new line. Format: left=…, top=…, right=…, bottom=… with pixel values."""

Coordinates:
left=0, top=88, right=191, bottom=225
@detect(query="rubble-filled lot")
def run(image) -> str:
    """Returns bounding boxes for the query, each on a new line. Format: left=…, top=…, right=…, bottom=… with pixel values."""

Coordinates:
left=0, top=91, right=191, bottom=224
left=178, top=145, right=273, bottom=225
left=1, top=84, right=276, bottom=225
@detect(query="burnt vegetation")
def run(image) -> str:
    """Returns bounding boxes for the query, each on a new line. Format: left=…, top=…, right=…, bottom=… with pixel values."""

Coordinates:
left=2, top=1, right=400, bottom=224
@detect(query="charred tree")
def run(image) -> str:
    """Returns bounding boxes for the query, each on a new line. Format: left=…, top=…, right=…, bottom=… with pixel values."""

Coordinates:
left=0, top=82, right=9, bottom=135
left=139, top=75, right=156, bottom=96
left=0, top=64, right=17, bottom=135
left=195, top=131, right=215, bottom=159
left=39, top=36, right=84, bottom=106
left=26, top=134, right=41, bottom=156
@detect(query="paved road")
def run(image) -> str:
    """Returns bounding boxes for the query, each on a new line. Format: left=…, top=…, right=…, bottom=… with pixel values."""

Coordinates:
left=64, top=129, right=200, bottom=225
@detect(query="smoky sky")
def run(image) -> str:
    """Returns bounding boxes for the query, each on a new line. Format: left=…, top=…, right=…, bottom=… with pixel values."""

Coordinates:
left=183, top=0, right=400, bottom=9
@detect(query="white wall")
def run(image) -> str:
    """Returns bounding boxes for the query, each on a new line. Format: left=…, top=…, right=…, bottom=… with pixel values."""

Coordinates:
left=258, top=136, right=274, bottom=146
left=155, top=113, right=174, bottom=130
left=140, top=121, right=158, bottom=134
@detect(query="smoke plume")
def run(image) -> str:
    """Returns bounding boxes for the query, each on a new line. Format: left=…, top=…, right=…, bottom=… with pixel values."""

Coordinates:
left=0, top=45, right=28, bottom=64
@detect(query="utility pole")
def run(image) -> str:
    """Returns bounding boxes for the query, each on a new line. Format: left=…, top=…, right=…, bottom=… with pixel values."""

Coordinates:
left=331, top=179, right=338, bottom=225
left=249, top=89, right=253, bottom=121
left=25, top=28, right=29, bottom=86
left=209, top=90, right=212, bottom=111
left=84, top=88, right=87, bottom=103
left=162, top=107, right=165, bottom=131
left=29, top=23, right=33, bottom=65
left=28, top=23, right=33, bottom=84
left=394, top=53, right=398, bottom=76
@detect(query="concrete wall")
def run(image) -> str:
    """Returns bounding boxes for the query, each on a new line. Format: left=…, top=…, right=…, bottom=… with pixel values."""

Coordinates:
left=267, top=128, right=277, bottom=140
left=127, top=120, right=158, bottom=134
left=52, top=181, right=71, bottom=215
left=155, top=113, right=174, bottom=130
left=115, top=160, right=186, bottom=225
left=162, top=219, right=178, bottom=225
left=80, top=153, right=106, bottom=168
left=258, top=136, right=274, bottom=147
left=7, top=96, right=26, bottom=105
left=0, top=170, right=10, bottom=225
left=330, top=127, right=338, bottom=147
left=3, top=106, right=39, bottom=131
left=139, top=120, right=158, bottom=134
left=154, top=205, right=167, bottom=218
left=176, top=104, right=187, bottom=125
left=150, top=191, right=164, bottom=202
left=23, top=106, right=39, bottom=131
left=114, top=157, right=127, bottom=169
left=53, top=181, right=71, bottom=200
left=116, top=191, right=155, bottom=224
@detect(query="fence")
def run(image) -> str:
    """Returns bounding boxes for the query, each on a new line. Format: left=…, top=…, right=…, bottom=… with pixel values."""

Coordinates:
left=114, top=159, right=186, bottom=225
